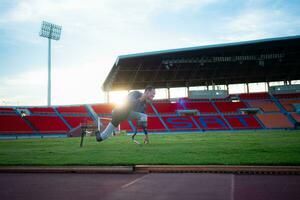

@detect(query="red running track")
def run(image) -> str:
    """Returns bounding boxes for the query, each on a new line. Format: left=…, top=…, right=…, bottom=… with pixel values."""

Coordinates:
left=0, top=173, right=300, bottom=200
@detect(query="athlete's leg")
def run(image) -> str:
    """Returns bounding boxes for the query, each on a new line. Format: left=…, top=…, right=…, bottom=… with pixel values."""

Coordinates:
left=96, top=107, right=129, bottom=142
left=141, top=126, right=149, bottom=144
left=134, top=112, right=149, bottom=144
left=131, top=121, right=137, bottom=140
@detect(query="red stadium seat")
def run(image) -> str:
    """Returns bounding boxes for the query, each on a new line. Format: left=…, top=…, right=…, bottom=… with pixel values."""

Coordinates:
left=25, top=116, right=69, bottom=133
left=194, top=115, right=229, bottom=130
left=63, top=116, right=94, bottom=128
left=215, top=101, right=248, bottom=113
left=57, top=105, right=88, bottom=114
left=183, top=102, right=217, bottom=113
left=256, top=113, right=294, bottom=129
left=0, top=115, right=33, bottom=133
left=91, top=104, right=116, bottom=115
left=28, top=107, right=55, bottom=114
left=120, top=120, right=133, bottom=131
left=247, top=101, right=280, bottom=112
left=274, top=93, right=300, bottom=99
left=151, top=103, right=184, bottom=114
left=224, top=115, right=262, bottom=129
left=239, top=92, right=271, bottom=100
left=120, top=117, right=166, bottom=132
left=279, top=99, right=300, bottom=112
left=291, top=113, right=300, bottom=123
left=146, top=104, right=156, bottom=114
left=0, top=107, right=15, bottom=113
left=162, top=116, right=198, bottom=131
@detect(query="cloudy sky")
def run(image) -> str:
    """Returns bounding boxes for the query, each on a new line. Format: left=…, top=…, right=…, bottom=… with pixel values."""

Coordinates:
left=0, top=0, right=300, bottom=106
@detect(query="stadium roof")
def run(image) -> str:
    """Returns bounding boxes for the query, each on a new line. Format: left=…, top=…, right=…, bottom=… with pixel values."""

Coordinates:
left=103, top=35, right=300, bottom=91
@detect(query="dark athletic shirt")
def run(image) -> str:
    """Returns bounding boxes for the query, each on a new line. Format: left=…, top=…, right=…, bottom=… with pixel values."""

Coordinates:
left=127, top=91, right=147, bottom=113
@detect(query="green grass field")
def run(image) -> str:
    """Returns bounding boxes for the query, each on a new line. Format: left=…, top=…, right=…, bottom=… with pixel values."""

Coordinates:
left=0, top=130, right=300, bottom=166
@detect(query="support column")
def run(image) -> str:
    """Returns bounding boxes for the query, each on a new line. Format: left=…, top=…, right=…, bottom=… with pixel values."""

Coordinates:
left=185, top=82, right=190, bottom=98
left=105, top=91, right=110, bottom=103
left=167, top=88, right=170, bottom=100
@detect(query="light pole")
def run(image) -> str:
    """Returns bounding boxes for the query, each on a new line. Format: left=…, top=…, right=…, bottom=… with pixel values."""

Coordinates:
left=39, top=21, right=62, bottom=106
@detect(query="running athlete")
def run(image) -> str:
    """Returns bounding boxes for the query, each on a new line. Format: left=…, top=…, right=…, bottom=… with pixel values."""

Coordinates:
left=96, top=85, right=155, bottom=143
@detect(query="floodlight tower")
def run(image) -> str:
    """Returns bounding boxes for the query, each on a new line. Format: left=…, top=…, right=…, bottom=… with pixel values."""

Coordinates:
left=39, top=21, right=62, bottom=106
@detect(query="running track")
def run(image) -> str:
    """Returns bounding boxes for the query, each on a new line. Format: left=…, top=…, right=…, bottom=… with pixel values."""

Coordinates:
left=0, top=173, right=300, bottom=200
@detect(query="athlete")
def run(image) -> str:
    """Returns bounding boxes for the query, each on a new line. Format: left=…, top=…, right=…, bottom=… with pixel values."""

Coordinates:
left=96, top=85, right=155, bottom=143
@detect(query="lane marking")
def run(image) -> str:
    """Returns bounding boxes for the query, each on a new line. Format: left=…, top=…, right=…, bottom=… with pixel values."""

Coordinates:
left=121, top=174, right=149, bottom=189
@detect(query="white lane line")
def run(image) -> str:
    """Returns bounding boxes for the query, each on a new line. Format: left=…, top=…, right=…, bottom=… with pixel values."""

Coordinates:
left=121, top=174, right=149, bottom=189
left=231, top=174, right=235, bottom=200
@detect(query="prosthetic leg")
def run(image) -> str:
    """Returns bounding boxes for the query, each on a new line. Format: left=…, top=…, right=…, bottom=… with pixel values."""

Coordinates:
left=131, top=124, right=141, bottom=145
left=138, top=116, right=149, bottom=144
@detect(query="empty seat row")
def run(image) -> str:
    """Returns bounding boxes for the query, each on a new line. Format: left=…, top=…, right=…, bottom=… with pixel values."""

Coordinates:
left=274, top=93, right=300, bottom=99
left=28, top=107, right=56, bottom=114
left=256, top=113, right=294, bottom=128
left=120, top=115, right=264, bottom=132
left=56, top=105, right=88, bottom=114
left=247, top=100, right=280, bottom=112
left=239, top=92, right=271, bottom=100
left=0, top=107, right=15, bottom=113
left=0, top=113, right=295, bottom=134
left=0, top=114, right=95, bottom=134
left=0, top=115, right=33, bottom=133
left=279, top=99, right=300, bottom=112
left=148, top=101, right=248, bottom=114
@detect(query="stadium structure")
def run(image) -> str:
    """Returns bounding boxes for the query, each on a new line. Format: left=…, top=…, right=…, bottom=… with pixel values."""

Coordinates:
left=1, top=35, right=300, bottom=139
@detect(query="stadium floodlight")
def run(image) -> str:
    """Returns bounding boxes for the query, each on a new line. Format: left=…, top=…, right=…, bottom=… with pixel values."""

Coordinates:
left=39, top=21, right=62, bottom=106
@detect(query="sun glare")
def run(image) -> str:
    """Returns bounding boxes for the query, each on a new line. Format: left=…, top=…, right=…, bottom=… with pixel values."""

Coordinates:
left=109, top=91, right=128, bottom=106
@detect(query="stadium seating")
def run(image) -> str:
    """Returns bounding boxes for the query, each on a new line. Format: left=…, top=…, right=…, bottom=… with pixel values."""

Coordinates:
left=274, top=93, right=300, bottom=99
left=120, top=120, right=134, bottom=132
left=0, top=107, right=15, bottom=113
left=214, top=101, right=248, bottom=113
left=2, top=92, right=300, bottom=136
left=278, top=99, right=300, bottom=112
left=194, top=115, right=229, bottom=130
left=291, top=113, right=300, bottom=123
left=224, top=115, right=262, bottom=129
left=147, top=117, right=166, bottom=131
left=0, top=115, right=33, bottom=133
left=28, top=107, right=56, bottom=114
left=239, top=92, right=271, bottom=100
left=91, top=104, right=116, bottom=115
left=121, top=117, right=166, bottom=132
left=183, top=102, right=217, bottom=113
left=25, top=116, right=69, bottom=133
left=56, top=105, right=88, bottom=114
left=150, top=102, right=184, bottom=114
left=63, top=116, right=94, bottom=128
left=162, top=116, right=198, bottom=131
left=146, top=104, right=156, bottom=114
left=256, top=113, right=294, bottom=129
left=247, top=100, right=280, bottom=112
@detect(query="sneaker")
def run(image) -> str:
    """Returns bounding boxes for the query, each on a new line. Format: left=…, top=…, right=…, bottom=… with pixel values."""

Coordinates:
left=95, top=130, right=103, bottom=142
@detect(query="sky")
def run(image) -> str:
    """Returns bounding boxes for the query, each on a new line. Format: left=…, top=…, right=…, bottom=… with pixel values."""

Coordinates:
left=0, top=0, right=300, bottom=106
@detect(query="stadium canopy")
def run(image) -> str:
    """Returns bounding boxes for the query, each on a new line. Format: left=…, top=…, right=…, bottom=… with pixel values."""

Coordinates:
left=103, top=35, right=300, bottom=91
